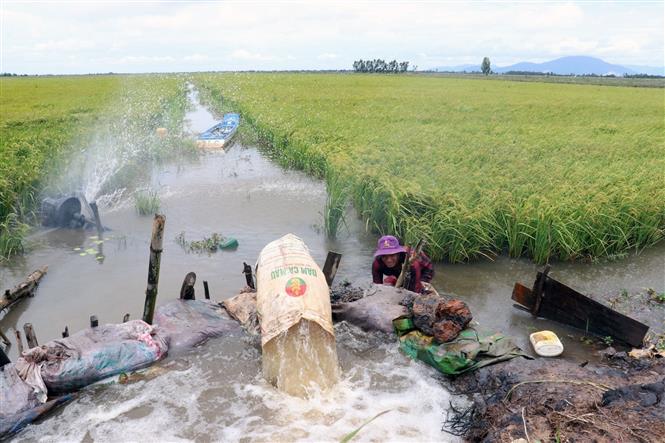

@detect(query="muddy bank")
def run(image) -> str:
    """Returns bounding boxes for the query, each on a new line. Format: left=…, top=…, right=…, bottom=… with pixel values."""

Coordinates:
left=449, top=355, right=664, bottom=442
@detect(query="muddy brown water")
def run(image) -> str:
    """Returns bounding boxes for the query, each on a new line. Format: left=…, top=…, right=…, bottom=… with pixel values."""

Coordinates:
left=1, top=88, right=663, bottom=441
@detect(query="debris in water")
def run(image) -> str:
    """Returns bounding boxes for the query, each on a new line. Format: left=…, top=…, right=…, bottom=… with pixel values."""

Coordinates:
left=175, top=231, right=238, bottom=253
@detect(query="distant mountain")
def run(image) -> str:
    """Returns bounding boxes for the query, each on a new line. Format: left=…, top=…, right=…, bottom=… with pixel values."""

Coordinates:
left=431, top=56, right=663, bottom=76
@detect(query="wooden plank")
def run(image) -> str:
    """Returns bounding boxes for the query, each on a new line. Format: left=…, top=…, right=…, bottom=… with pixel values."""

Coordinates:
left=512, top=272, right=649, bottom=347
left=322, top=251, right=342, bottom=287
left=179, top=272, right=196, bottom=300
left=1, top=266, right=48, bottom=312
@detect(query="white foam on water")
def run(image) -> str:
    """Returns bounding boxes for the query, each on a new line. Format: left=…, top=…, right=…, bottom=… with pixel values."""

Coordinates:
left=16, top=325, right=457, bottom=443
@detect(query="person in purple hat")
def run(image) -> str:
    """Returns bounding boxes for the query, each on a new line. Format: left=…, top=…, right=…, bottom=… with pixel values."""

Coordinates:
left=371, top=235, right=433, bottom=293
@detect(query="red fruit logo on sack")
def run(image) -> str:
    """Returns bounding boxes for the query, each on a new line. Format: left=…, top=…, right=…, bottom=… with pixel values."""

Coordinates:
left=285, top=277, right=307, bottom=297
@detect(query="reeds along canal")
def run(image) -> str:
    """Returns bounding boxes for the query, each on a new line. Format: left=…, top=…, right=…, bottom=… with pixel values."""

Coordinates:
left=1, top=86, right=663, bottom=441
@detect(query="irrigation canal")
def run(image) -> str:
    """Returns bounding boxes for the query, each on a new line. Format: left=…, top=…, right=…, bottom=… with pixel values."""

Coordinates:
left=0, top=87, right=663, bottom=441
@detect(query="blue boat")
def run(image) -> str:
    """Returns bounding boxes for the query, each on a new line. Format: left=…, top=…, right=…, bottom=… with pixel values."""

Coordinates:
left=197, top=113, right=240, bottom=148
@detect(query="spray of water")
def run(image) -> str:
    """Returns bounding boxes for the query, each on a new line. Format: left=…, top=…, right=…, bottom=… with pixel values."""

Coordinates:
left=50, top=76, right=191, bottom=210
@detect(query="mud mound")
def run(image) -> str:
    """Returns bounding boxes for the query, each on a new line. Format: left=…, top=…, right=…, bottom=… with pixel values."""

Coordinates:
left=449, top=356, right=665, bottom=442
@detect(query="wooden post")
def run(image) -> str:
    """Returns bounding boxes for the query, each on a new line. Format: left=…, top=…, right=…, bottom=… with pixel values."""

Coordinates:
left=0, top=347, right=9, bottom=367
left=123, top=313, right=130, bottom=323
left=90, top=315, right=98, bottom=328
left=15, top=330, right=24, bottom=354
left=322, top=251, right=342, bottom=287
left=203, top=281, right=210, bottom=300
left=242, top=262, right=255, bottom=290
left=531, top=265, right=551, bottom=317
left=89, top=201, right=104, bottom=240
left=142, top=214, right=165, bottom=324
left=0, top=329, right=10, bottom=346
left=179, top=272, right=196, bottom=300
left=23, top=323, right=38, bottom=348
left=62, top=326, right=69, bottom=338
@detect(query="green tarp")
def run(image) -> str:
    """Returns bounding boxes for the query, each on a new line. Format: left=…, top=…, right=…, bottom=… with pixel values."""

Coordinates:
left=393, top=316, right=530, bottom=376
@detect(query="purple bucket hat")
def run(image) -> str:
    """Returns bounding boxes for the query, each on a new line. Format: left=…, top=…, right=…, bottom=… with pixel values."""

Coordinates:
left=374, top=235, right=406, bottom=257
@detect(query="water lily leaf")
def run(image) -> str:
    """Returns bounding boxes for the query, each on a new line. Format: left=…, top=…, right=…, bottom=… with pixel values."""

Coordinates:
left=79, top=252, right=87, bottom=256
left=74, top=247, right=81, bottom=251
left=85, top=248, right=97, bottom=254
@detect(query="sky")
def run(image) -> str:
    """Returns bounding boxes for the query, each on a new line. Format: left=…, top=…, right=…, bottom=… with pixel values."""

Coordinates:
left=1, top=1, right=663, bottom=75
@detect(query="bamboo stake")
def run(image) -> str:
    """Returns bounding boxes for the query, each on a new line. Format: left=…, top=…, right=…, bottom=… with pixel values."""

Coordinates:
left=242, top=262, right=255, bottom=290
left=15, top=330, right=24, bottom=354
left=90, top=315, right=98, bottom=328
left=142, top=214, right=165, bottom=324
left=23, top=323, right=38, bottom=348
left=203, top=281, right=210, bottom=300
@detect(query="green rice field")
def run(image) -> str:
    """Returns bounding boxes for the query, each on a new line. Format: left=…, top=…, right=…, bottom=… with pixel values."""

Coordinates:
left=0, top=75, right=190, bottom=259
left=194, top=73, right=665, bottom=263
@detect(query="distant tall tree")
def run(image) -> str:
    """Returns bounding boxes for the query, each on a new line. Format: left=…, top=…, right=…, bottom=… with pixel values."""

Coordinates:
left=481, top=57, right=491, bottom=75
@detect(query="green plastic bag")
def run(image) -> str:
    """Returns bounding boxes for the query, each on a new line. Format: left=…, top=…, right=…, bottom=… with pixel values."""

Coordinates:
left=393, top=316, right=529, bottom=376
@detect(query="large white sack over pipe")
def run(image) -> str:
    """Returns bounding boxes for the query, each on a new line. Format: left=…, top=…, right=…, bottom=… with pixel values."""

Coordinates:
left=256, top=234, right=339, bottom=397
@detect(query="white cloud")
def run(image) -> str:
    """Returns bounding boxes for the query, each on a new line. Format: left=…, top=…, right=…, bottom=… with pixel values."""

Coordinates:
left=183, top=53, right=211, bottom=62
left=230, top=49, right=277, bottom=62
left=317, top=53, right=338, bottom=60
left=1, top=1, right=662, bottom=74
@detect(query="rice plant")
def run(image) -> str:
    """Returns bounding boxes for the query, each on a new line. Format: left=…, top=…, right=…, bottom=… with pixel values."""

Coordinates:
left=193, top=72, right=665, bottom=263
left=0, top=214, right=29, bottom=262
left=134, top=190, right=161, bottom=216
left=323, top=170, right=349, bottom=238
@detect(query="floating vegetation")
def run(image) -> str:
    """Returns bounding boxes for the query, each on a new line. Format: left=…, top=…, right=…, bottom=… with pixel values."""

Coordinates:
left=134, top=190, right=161, bottom=216
left=195, top=73, right=665, bottom=263
left=175, top=231, right=238, bottom=253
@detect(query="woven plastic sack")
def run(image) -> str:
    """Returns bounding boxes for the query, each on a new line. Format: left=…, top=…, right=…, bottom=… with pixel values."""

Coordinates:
left=15, top=320, right=167, bottom=394
left=394, top=317, right=529, bottom=375
left=255, top=234, right=334, bottom=346
left=0, top=364, right=72, bottom=439
left=154, top=299, right=241, bottom=352
left=331, top=284, right=408, bottom=334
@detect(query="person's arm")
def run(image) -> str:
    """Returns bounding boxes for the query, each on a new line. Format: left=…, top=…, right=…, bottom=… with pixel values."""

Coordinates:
left=372, top=258, right=383, bottom=284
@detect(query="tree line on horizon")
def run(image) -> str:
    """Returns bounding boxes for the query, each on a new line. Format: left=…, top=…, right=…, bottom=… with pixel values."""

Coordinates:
left=352, top=59, right=410, bottom=73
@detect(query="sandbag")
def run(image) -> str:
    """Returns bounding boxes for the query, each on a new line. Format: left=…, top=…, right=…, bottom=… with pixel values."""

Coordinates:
left=154, top=299, right=241, bottom=352
left=331, top=284, right=408, bottom=334
left=255, top=234, right=334, bottom=346
left=0, top=381, right=72, bottom=440
left=15, top=320, right=167, bottom=394
left=0, top=364, right=41, bottom=430
left=222, top=289, right=259, bottom=334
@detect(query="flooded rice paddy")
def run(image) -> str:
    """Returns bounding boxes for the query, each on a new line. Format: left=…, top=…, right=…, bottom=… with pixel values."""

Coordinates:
left=1, top=88, right=663, bottom=442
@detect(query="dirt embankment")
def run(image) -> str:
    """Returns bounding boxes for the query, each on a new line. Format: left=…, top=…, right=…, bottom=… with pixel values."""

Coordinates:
left=449, top=353, right=664, bottom=442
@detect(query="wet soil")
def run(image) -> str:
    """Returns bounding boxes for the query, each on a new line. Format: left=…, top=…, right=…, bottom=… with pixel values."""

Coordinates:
left=449, top=355, right=665, bottom=442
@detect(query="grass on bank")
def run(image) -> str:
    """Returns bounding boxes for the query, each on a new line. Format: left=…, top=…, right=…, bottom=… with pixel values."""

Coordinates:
left=0, top=75, right=192, bottom=261
left=194, top=73, right=665, bottom=263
